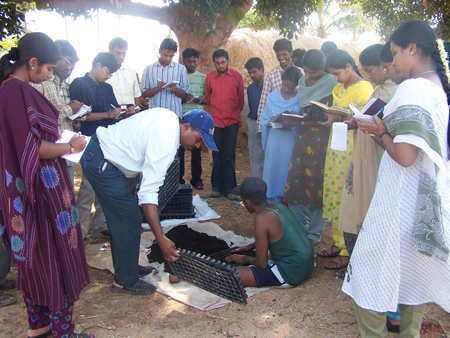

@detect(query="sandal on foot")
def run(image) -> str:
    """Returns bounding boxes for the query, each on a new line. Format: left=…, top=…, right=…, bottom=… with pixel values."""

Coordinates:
left=334, top=268, right=347, bottom=280
left=324, top=255, right=349, bottom=270
left=111, top=278, right=156, bottom=295
left=317, top=245, right=341, bottom=258
left=0, top=293, right=17, bottom=308
left=194, top=183, right=204, bottom=190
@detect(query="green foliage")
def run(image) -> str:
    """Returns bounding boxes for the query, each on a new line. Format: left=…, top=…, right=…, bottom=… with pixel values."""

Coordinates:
left=331, top=4, right=376, bottom=41
left=0, top=35, right=18, bottom=52
left=343, top=0, right=450, bottom=41
left=237, top=8, right=279, bottom=30
left=0, top=1, right=25, bottom=40
left=255, top=0, right=317, bottom=39
left=171, top=0, right=233, bottom=38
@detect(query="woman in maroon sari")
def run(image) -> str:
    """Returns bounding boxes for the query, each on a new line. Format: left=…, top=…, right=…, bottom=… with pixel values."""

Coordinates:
left=0, top=33, right=93, bottom=338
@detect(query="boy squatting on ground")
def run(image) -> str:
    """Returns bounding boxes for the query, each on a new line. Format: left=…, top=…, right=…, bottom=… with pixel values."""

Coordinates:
left=226, top=177, right=314, bottom=287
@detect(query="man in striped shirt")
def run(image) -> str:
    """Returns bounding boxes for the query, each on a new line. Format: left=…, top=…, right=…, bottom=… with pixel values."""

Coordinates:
left=140, top=38, right=189, bottom=116
left=181, top=48, right=207, bottom=189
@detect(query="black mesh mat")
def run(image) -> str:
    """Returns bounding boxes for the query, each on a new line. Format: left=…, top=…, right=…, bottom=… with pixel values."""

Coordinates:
left=158, top=158, right=180, bottom=211
left=159, top=211, right=195, bottom=220
left=159, top=182, right=194, bottom=219
left=168, top=249, right=248, bottom=305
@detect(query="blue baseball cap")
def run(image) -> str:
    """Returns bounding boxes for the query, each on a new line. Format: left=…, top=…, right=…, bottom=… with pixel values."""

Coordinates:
left=183, top=109, right=218, bottom=151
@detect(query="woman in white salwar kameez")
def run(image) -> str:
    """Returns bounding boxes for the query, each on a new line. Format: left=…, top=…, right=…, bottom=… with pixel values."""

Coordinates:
left=342, top=21, right=450, bottom=338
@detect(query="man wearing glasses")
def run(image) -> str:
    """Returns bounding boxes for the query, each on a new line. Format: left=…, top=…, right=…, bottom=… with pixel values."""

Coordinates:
left=30, top=40, right=83, bottom=184
left=69, top=52, right=123, bottom=240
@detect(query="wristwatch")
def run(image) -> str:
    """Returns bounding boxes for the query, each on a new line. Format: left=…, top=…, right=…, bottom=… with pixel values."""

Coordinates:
left=69, top=142, right=75, bottom=153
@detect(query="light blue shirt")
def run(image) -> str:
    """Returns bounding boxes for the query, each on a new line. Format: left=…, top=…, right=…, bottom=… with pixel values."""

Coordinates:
left=141, top=60, right=189, bottom=116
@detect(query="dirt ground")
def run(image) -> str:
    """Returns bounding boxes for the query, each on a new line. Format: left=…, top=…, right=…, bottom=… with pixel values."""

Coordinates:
left=1, top=146, right=449, bottom=338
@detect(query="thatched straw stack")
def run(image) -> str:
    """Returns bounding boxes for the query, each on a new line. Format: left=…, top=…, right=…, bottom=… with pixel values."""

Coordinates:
left=226, top=28, right=365, bottom=87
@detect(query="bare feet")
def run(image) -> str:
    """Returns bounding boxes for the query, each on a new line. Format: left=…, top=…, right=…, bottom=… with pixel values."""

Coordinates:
left=27, top=325, right=50, bottom=337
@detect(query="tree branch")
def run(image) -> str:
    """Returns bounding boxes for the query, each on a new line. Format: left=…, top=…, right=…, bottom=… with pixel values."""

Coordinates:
left=13, top=0, right=171, bottom=26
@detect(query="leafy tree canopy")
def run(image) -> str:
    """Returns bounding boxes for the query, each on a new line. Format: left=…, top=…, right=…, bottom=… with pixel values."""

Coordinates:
left=342, top=0, right=450, bottom=41
left=6, top=0, right=318, bottom=39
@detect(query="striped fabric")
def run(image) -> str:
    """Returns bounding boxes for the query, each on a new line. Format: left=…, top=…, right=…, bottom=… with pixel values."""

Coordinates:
left=141, top=60, right=189, bottom=116
left=0, top=79, right=89, bottom=310
left=182, top=71, right=206, bottom=113
left=30, top=75, right=74, bottom=132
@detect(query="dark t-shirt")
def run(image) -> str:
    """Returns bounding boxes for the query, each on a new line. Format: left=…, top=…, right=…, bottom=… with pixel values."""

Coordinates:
left=247, top=82, right=263, bottom=119
left=69, top=73, right=118, bottom=136
left=264, top=203, right=314, bottom=286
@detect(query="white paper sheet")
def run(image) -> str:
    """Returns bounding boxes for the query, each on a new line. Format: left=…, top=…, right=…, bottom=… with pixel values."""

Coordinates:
left=330, top=122, right=348, bottom=151
left=55, top=130, right=91, bottom=163
left=67, top=104, right=91, bottom=120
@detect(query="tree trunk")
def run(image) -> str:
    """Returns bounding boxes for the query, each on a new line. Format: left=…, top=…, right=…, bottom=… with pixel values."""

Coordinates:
left=168, top=1, right=253, bottom=75
left=16, top=0, right=252, bottom=74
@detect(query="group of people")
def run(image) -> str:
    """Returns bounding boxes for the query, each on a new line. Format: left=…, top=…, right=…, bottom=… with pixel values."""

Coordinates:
left=0, top=19, right=449, bottom=338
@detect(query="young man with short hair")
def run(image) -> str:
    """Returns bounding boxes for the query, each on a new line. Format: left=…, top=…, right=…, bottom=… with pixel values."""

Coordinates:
left=244, top=57, right=265, bottom=179
left=256, top=39, right=302, bottom=132
left=30, top=40, right=83, bottom=183
left=226, top=177, right=314, bottom=287
left=140, top=38, right=189, bottom=116
left=205, top=49, right=244, bottom=200
left=181, top=48, right=207, bottom=189
left=81, top=109, right=218, bottom=295
left=107, top=37, right=141, bottom=110
left=70, top=52, right=123, bottom=239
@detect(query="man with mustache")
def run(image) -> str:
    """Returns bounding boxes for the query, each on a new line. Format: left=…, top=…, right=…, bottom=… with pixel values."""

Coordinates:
left=205, top=49, right=244, bottom=201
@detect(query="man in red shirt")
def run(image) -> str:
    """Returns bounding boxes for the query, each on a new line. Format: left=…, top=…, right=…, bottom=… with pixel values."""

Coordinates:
left=205, top=49, right=244, bottom=200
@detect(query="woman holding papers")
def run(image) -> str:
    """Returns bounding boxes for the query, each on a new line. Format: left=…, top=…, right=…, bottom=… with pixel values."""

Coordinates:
left=336, top=45, right=398, bottom=279
left=343, top=21, right=450, bottom=337
left=0, top=33, right=92, bottom=338
left=260, top=66, right=302, bottom=203
left=316, top=50, right=373, bottom=271
left=281, top=49, right=338, bottom=245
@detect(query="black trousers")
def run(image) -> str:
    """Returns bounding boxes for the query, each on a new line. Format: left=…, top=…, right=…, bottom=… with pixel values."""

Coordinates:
left=211, top=123, right=238, bottom=195
left=179, top=146, right=203, bottom=186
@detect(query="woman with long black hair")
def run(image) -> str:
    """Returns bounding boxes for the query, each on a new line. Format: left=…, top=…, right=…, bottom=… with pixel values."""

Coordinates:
left=343, top=21, right=450, bottom=337
left=0, top=33, right=93, bottom=338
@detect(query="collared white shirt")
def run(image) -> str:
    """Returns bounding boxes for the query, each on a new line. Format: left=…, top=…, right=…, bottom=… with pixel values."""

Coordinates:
left=106, top=63, right=141, bottom=105
left=140, top=60, right=189, bottom=116
left=96, top=108, right=180, bottom=205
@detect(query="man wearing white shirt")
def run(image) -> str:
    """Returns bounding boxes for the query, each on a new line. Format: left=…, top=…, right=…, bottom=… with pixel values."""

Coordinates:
left=81, top=108, right=217, bottom=295
left=107, top=37, right=141, bottom=109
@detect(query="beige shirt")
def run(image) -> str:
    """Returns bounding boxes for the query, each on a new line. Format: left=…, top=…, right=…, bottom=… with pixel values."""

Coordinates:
left=107, top=63, right=140, bottom=105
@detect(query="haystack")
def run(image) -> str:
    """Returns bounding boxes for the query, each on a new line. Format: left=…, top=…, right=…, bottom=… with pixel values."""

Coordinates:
left=222, top=28, right=366, bottom=148
left=226, top=28, right=365, bottom=86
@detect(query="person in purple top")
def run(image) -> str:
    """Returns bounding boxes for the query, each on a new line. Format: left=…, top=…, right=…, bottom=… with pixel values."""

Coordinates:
left=0, top=32, right=93, bottom=338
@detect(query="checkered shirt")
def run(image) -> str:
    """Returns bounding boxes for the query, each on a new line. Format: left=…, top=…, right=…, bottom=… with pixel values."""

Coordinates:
left=256, top=64, right=303, bottom=132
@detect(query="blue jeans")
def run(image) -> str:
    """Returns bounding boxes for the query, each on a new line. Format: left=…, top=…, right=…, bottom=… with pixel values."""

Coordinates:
left=288, top=203, right=326, bottom=243
left=81, top=139, right=143, bottom=287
